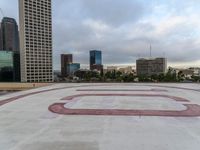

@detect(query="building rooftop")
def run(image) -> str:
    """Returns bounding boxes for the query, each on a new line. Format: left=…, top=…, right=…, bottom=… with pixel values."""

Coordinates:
left=137, top=57, right=166, bottom=60
left=1, top=83, right=200, bottom=150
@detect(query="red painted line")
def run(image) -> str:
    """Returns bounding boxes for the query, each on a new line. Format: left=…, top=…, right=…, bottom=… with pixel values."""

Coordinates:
left=48, top=93, right=198, bottom=117
left=0, top=85, right=95, bottom=106
left=145, top=84, right=200, bottom=92
left=61, top=94, right=189, bottom=102
left=76, top=89, right=168, bottom=92
left=0, top=84, right=199, bottom=107
left=48, top=103, right=200, bottom=117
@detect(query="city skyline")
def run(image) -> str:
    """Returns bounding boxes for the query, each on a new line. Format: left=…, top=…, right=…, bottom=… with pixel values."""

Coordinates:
left=1, top=0, right=200, bottom=70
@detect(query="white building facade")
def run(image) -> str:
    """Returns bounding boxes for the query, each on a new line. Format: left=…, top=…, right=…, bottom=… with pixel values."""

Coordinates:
left=19, top=0, right=53, bottom=82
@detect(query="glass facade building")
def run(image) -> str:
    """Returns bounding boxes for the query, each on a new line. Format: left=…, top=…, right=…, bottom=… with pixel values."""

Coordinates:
left=67, top=63, right=80, bottom=76
left=90, top=50, right=103, bottom=72
left=0, top=24, right=2, bottom=50
left=0, top=51, right=20, bottom=82
left=90, top=50, right=102, bottom=66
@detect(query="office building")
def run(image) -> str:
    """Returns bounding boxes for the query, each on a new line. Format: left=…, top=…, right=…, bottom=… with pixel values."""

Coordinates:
left=0, top=17, right=20, bottom=82
left=0, top=51, right=20, bottom=82
left=67, top=63, right=80, bottom=76
left=136, top=58, right=167, bottom=76
left=0, top=24, right=2, bottom=50
left=19, top=0, right=53, bottom=82
left=1, top=17, right=19, bottom=52
left=90, top=50, right=103, bottom=72
left=61, top=54, right=73, bottom=77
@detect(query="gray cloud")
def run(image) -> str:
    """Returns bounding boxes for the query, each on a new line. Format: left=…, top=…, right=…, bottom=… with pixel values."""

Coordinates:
left=1, top=0, right=200, bottom=69
left=79, top=0, right=147, bottom=26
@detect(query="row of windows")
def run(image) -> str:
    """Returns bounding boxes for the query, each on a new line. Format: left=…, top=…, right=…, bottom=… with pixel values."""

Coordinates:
left=25, top=42, right=52, bottom=46
left=25, top=43, right=52, bottom=46
left=25, top=40, right=51, bottom=43
left=27, top=75, right=53, bottom=78
left=25, top=48, right=52, bottom=51
left=27, top=76, right=52, bottom=79
left=27, top=71, right=52, bottom=74
left=25, top=45, right=52, bottom=49
left=25, top=5, right=51, bottom=9
left=25, top=5, right=51, bottom=10
left=26, top=58, right=52, bottom=61
left=25, top=24, right=51, bottom=28
left=26, top=50, right=52, bottom=53
left=27, top=67, right=52, bottom=70
left=27, top=63, right=52, bottom=66
left=25, top=15, right=51, bottom=20
left=25, top=51, right=52, bottom=54
left=26, top=47, right=52, bottom=54
left=25, top=13, right=51, bottom=19
left=27, top=79, right=52, bottom=82
left=26, top=58, right=52, bottom=60
left=25, top=65, right=52, bottom=68
left=25, top=29, right=52, bottom=33
left=27, top=80, right=52, bottom=83
left=25, top=39, right=51, bottom=43
left=26, top=55, right=52, bottom=58
left=25, top=19, right=51, bottom=24
left=24, top=20, right=51, bottom=24
left=27, top=77, right=52, bottom=80
left=25, top=1, right=51, bottom=5
left=25, top=33, right=51, bottom=37
left=25, top=28, right=51, bottom=33
left=26, top=59, right=52, bottom=62
left=24, top=1, right=51, bottom=9
left=25, top=9, right=51, bottom=15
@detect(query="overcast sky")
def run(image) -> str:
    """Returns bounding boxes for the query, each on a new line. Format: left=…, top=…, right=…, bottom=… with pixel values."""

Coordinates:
left=1, top=0, right=200, bottom=69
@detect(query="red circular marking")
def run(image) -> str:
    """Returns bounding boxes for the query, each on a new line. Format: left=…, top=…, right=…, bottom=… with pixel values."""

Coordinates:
left=49, top=103, right=200, bottom=117
left=0, top=84, right=199, bottom=108
left=48, top=93, right=200, bottom=117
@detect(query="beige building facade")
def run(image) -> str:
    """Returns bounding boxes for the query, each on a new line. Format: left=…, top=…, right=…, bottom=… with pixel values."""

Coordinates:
left=19, top=0, right=53, bottom=82
left=136, top=58, right=167, bottom=76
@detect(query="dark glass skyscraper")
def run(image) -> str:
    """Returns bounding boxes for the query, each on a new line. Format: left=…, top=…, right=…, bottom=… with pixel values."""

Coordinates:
left=0, top=24, right=3, bottom=50
left=90, top=50, right=103, bottom=72
left=90, top=50, right=102, bottom=65
left=0, top=17, right=20, bottom=82
left=0, top=51, right=21, bottom=82
left=1, top=17, right=19, bottom=52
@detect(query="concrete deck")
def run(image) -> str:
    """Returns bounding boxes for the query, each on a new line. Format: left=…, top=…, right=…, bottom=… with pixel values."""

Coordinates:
left=0, top=83, right=200, bottom=150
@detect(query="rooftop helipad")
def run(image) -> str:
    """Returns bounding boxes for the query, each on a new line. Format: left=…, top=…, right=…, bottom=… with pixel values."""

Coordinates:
left=1, top=83, right=200, bottom=150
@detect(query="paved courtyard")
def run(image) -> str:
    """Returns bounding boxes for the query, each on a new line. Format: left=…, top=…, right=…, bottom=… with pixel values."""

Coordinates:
left=1, top=83, right=200, bottom=150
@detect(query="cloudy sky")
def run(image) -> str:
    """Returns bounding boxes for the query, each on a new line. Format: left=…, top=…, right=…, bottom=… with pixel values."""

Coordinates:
left=1, top=0, right=200, bottom=69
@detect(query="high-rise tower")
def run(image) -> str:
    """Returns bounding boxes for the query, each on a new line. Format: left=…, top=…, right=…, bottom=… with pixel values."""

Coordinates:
left=1, top=17, right=19, bottom=52
left=19, top=0, right=53, bottom=82
left=0, top=24, right=3, bottom=50
left=90, top=50, right=103, bottom=72
left=61, top=54, right=73, bottom=77
left=0, top=17, right=20, bottom=82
